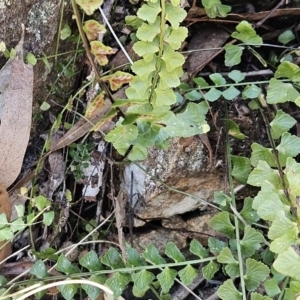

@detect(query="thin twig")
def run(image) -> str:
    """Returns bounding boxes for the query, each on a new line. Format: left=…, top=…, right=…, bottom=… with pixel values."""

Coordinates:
left=255, top=0, right=286, bottom=28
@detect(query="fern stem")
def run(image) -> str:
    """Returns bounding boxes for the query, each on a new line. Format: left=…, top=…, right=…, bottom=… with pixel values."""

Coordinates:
left=224, top=101, right=247, bottom=299
left=148, top=0, right=166, bottom=105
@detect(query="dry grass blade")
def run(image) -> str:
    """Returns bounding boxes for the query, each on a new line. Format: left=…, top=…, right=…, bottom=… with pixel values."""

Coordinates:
left=51, top=99, right=111, bottom=152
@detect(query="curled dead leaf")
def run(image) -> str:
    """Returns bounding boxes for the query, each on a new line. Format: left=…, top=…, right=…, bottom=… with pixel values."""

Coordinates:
left=83, top=19, right=106, bottom=41
left=90, top=41, right=117, bottom=66
left=101, top=71, right=133, bottom=91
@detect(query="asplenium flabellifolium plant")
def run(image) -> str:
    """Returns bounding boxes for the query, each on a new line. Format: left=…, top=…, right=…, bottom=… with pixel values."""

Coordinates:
left=104, top=0, right=210, bottom=161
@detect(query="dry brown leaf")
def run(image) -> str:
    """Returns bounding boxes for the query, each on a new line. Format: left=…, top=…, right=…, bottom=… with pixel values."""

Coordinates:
left=187, top=23, right=230, bottom=74
left=0, top=25, right=33, bottom=188
left=51, top=98, right=111, bottom=152
left=0, top=184, right=12, bottom=265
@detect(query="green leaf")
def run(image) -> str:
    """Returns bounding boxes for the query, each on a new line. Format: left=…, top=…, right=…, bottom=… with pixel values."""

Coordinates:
left=126, top=77, right=151, bottom=100
left=214, top=191, right=231, bottom=208
left=162, top=45, right=185, bottom=72
left=275, top=61, right=300, bottom=81
left=136, top=17, right=161, bottom=41
left=251, top=292, right=272, bottom=300
left=194, top=77, right=209, bottom=87
left=165, top=242, right=185, bottom=262
left=35, top=195, right=50, bottom=211
left=250, top=143, right=275, bottom=167
left=267, top=78, right=300, bottom=104
left=222, top=86, right=240, bottom=100
left=81, top=275, right=105, bottom=300
left=165, top=4, right=187, bottom=29
left=225, top=263, right=240, bottom=278
left=247, top=160, right=281, bottom=188
left=159, top=64, right=182, bottom=88
left=132, top=57, right=157, bottom=79
left=231, top=155, right=251, bottom=184
left=284, top=280, right=300, bottom=300
left=137, top=1, right=161, bottom=23
left=270, top=110, right=296, bottom=139
left=157, top=267, right=177, bottom=293
left=125, top=16, right=144, bottom=30
left=277, top=132, right=300, bottom=157
left=285, top=157, right=300, bottom=201
left=202, top=261, right=219, bottom=280
left=278, top=29, right=295, bottom=44
left=106, top=272, right=131, bottom=298
left=60, top=24, right=71, bottom=40
left=128, top=143, right=148, bottom=161
left=270, top=227, right=298, bottom=253
left=224, top=44, right=244, bottom=67
left=10, top=218, right=25, bottom=233
left=264, top=278, right=281, bottom=298
left=252, top=182, right=290, bottom=221
left=228, top=70, right=245, bottom=83
left=101, top=248, right=124, bottom=269
left=202, top=0, right=231, bottom=18
left=143, top=244, right=166, bottom=264
left=239, top=197, right=259, bottom=225
left=26, top=52, right=37, bottom=66
left=210, top=211, right=235, bottom=238
left=132, top=270, right=155, bottom=297
left=274, top=248, right=300, bottom=281
left=217, top=279, right=242, bottom=300
left=244, top=258, right=269, bottom=291
left=205, top=87, right=222, bottom=102
left=240, top=226, right=265, bottom=257
left=75, top=0, right=104, bottom=15
left=0, top=214, right=8, bottom=230
left=189, top=239, right=209, bottom=258
left=154, top=88, right=177, bottom=106
left=227, top=119, right=246, bottom=139
left=161, top=102, right=209, bottom=138
left=164, top=27, right=188, bottom=50
left=105, top=124, right=138, bottom=155
left=184, top=90, right=202, bottom=101
left=217, top=247, right=238, bottom=264
left=79, top=251, right=102, bottom=272
left=126, top=247, right=147, bottom=267
left=56, top=254, right=80, bottom=275
left=43, top=211, right=54, bottom=226
left=242, top=84, right=261, bottom=99
left=29, top=260, right=47, bottom=279
left=40, top=101, right=50, bottom=111
left=15, top=205, right=24, bottom=218
left=208, top=237, right=227, bottom=255
left=178, top=265, right=198, bottom=285
left=268, top=210, right=297, bottom=240
left=57, top=282, right=78, bottom=300
left=133, top=41, right=159, bottom=57
left=209, top=73, right=226, bottom=85
left=232, top=21, right=262, bottom=45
